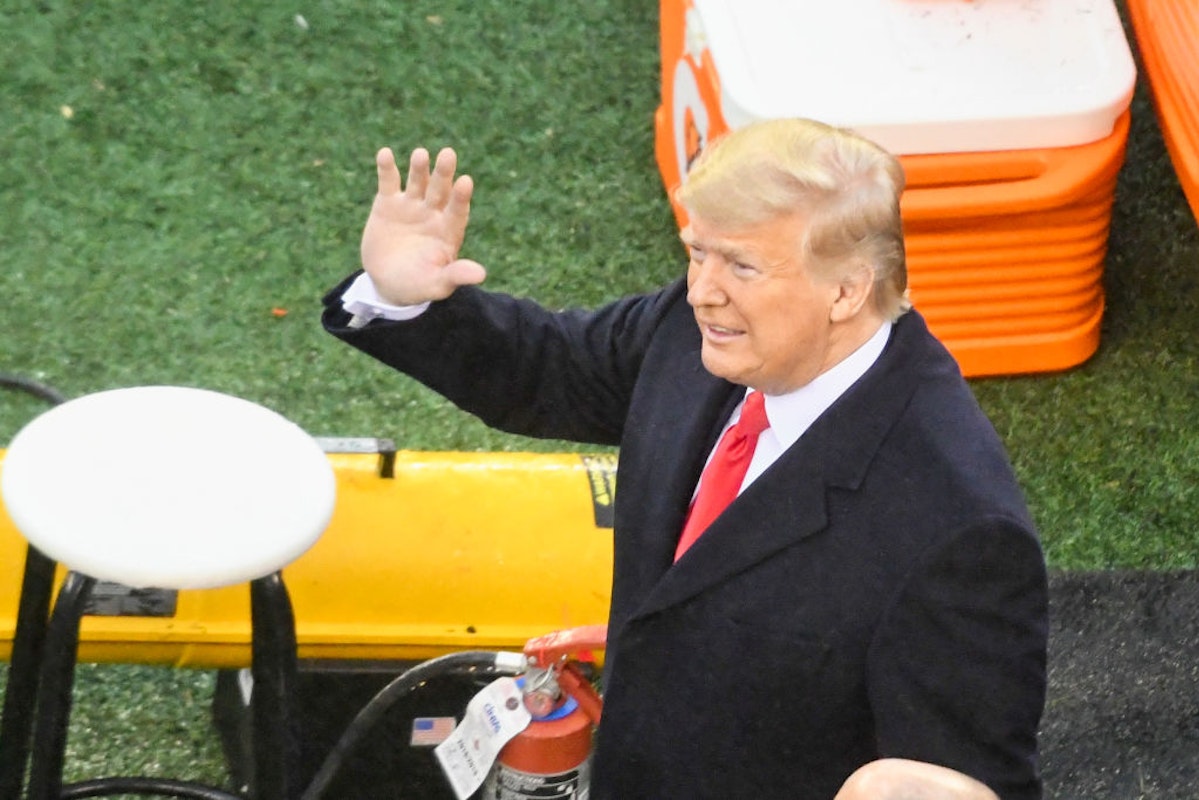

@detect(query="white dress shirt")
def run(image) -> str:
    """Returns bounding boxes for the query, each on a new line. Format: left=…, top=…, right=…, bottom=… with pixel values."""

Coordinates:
left=341, top=272, right=428, bottom=327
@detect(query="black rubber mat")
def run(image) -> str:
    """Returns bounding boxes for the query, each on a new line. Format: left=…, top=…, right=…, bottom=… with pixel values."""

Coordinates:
left=1041, top=570, right=1199, bottom=799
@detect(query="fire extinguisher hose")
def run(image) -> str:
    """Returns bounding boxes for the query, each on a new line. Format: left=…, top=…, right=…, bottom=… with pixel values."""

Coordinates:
left=300, top=650, right=526, bottom=800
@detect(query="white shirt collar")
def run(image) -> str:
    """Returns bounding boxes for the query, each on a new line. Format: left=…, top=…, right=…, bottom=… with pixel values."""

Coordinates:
left=694, top=320, right=894, bottom=499
left=759, top=320, right=893, bottom=452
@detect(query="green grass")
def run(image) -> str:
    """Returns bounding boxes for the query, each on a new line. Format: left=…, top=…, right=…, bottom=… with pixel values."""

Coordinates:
left=1, top=0, right=1197, bottom=791
left=57, top=664, right=228, bottom=787
left=970, top=92, right=1199, bottom=570
left=0, top=0, right=677, bottom=453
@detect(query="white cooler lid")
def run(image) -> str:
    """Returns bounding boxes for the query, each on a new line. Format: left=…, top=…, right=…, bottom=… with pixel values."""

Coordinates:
left=689, top=0, right=1136, bottom=154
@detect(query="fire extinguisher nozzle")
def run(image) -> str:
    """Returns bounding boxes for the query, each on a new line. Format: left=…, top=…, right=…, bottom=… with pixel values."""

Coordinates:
left=494, top=650, right=529, bottom=673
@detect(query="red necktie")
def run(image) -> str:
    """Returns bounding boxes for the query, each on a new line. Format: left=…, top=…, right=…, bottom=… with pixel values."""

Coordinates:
left=674, top=391, right=770, bottom=561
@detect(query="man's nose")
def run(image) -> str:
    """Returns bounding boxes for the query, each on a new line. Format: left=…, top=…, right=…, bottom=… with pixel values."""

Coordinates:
left=687, top=259, right=727, bottom=307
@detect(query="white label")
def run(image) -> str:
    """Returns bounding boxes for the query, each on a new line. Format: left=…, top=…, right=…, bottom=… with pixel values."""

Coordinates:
left=435, top=676, right=532, bottom=800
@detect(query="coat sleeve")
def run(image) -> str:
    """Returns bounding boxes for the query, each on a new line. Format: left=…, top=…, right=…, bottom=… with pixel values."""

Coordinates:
left=321, top=274, right=688, bottom=446
left=866, top=517, right=1049, bottom=800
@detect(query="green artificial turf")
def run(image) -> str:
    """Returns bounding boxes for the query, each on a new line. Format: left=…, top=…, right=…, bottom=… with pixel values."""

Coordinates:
left=970, top=88, right=1199, bottom=570
left=0, top=0, right=677, bottom=453
left=1, top=0, right=1197, bottom=792
left=55, top=664, right=228, bottom=787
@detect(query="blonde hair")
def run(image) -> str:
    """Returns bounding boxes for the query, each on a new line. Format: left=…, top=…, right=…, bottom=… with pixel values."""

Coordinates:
left=676, top=118, right=911, bottom=320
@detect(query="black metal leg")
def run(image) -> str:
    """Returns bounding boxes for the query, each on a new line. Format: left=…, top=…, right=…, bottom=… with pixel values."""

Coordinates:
left=248, top=573, right=300, bottom=800
left=4, top=566, right=301, bottom=800
left=0, top=546, right=58, bottom=800
left=26, top=571, right=96, bottom=800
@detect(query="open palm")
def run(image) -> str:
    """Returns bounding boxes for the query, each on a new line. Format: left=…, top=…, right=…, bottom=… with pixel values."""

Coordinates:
left=360, top=146, right=486, bottom=306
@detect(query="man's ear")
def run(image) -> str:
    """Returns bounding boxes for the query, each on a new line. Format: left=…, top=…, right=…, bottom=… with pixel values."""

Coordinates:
left=829, top=264, right=875, bottom=323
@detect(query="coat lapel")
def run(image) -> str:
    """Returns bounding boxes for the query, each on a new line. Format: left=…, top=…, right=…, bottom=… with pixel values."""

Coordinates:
left=615, top=346, right=742, bottom=575
left=630, top=435, right=832, bottom=620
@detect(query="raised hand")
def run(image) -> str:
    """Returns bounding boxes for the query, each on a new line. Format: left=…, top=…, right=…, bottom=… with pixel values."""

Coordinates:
left=360, top=146, right=486, bottom=306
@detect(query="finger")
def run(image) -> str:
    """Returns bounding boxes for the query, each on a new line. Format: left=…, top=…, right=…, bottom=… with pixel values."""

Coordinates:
left=425, top=147, right=458, bottom=207
left=375, top=147, right=401, bottom=195
left=444, top=174, right=474, bottom=245
left=404, top=147, right=431, bottom=198
left=443, top=259, right=487, bottom=290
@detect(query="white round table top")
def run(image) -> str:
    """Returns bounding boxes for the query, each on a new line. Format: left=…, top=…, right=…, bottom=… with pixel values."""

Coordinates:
left=1, top=386, right=335, bottom=589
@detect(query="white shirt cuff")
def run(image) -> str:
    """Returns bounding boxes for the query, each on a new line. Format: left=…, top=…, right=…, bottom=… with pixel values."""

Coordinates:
left=341, top=273, right=430, bottom=328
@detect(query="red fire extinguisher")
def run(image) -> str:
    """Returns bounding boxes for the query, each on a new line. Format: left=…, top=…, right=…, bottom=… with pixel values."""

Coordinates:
left=482, top=625, right=607, bottom=799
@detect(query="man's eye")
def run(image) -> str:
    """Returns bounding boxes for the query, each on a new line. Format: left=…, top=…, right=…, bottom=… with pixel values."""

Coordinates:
left=689, top=246, right=706, bottom=261
left=732, top=262, right=758, bottom=276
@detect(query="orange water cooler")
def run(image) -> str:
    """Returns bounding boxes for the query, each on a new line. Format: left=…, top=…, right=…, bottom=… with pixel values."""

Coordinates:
left=655, top=0, right=1138, bottom=377
left=1127, top=0, right=1199, bottom=228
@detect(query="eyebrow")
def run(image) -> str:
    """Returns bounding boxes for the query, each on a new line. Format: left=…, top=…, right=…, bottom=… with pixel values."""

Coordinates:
left=679, top=230, right=757, bottom=264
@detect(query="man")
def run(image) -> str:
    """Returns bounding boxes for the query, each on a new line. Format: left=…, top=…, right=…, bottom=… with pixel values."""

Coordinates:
left=322, top=118, right=1049, bottom=799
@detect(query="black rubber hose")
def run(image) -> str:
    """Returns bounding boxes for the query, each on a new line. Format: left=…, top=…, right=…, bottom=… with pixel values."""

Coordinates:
left=300, top=651, right=520, bottom=800
left=0, top=373, right=67, bottom=406
left=60, top=777, right=243, bottom=799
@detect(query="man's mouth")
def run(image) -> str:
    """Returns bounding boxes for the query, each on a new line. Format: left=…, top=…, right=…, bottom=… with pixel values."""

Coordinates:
left=699, top=321, right=745, bottom=342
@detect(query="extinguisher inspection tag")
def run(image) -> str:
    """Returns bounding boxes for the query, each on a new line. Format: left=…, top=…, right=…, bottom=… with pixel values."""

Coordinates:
left=435, top=676, right=532, bottom=800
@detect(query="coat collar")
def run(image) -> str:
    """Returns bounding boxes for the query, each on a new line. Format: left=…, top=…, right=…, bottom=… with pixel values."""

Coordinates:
left=628, top=311, right=940, bottom=621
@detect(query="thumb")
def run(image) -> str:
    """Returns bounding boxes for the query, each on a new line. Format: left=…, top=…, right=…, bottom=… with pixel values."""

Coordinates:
left=443, top=259, right=487, bottom=289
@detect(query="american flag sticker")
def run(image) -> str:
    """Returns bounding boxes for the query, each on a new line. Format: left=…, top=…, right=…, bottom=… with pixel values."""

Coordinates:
left=411, top=716, right=458, bottom=747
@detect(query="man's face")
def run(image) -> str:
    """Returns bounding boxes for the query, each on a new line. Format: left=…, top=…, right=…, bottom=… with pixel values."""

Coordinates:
left=683, top=212, right=844, bottom=394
